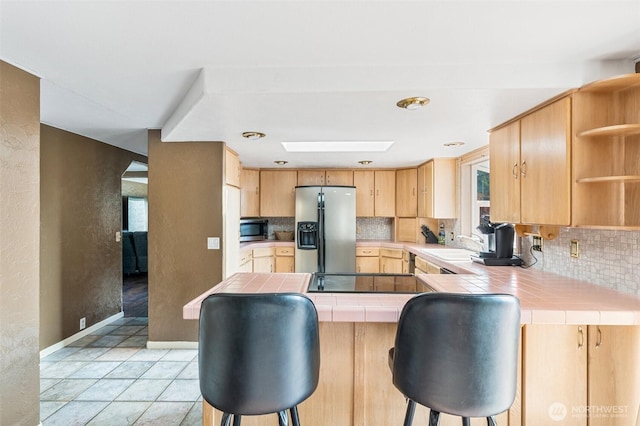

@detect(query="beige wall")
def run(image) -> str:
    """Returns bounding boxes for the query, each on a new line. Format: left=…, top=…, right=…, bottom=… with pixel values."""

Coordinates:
left=40, top=125, right=146, bottom=348
left=0, top=61, right=40, bottom=425
left=148, top=130, right=224, bottom=342
left=122, top=179, right=148, bottom=198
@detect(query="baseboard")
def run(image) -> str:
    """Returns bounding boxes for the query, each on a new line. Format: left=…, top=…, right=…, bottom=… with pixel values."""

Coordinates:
left=40, top=312, right=125, bottom=359
left=146, top=341, right=198, bottom=350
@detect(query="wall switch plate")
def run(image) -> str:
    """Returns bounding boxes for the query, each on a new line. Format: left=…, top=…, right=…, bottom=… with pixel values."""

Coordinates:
left=80, top=317, right=86, bottom=330
left=207, top=237, right=220, bottom=250
left=570, top=239, right=579, bottom=258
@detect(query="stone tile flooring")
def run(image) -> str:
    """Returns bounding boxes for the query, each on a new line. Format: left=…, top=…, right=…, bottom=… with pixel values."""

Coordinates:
left=40, top=316, right=201, bottom=425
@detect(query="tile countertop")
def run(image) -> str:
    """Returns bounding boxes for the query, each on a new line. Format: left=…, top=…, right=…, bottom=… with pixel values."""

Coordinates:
left=185, top=241, right=640, bottom=326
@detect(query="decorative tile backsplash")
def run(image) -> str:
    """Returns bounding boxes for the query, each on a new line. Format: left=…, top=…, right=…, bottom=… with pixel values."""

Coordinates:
left=356, top=217, right=393, bottom=240
left=519, top=228, right=640, bottom=296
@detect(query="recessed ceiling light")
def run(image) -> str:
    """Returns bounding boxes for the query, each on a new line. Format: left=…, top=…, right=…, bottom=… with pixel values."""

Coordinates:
left=396, top=97, right=430, bottom=110
left=358, top=160, right=373, bottom=165
left=281, top=141, right=394, bottom=153
left=444, top=141, right=465, bottom=147
left=242, top=131, right=265, bottom=140
left=273, top=160, right=288, bottom=165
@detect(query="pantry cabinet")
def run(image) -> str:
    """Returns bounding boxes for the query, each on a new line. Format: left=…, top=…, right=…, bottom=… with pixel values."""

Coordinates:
left=417, top=159, right=457, bottom=219
left=353, top=170, right=395, bottom=217
left=225, top=148, right=241, bottom=188
left=396, top=168, right=417, bottom=217
left=240, top=168, right=260, bottom=217
left=259, top=170, right=297, bottom=217
left=572, top=74, right=640, bottom=229
left=490, top=97, right=571, bottom=226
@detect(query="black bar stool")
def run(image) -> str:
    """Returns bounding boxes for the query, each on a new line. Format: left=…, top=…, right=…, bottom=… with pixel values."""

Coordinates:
left=389, top=293, right=520, bottom=426
left=199, top=293, right=320, bottom=426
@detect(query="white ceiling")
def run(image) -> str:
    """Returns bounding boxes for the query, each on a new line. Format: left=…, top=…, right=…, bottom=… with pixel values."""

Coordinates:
left=1, top=1, right=639, bottom=168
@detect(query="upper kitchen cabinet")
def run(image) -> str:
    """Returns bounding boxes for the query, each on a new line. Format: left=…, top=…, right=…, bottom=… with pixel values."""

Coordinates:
left=259, top=170, right=297, bottom=217
left=572, top=74, right=640, bottom=229
left=490, top=96, right=571, bottom=226
left=353, top=170, right=395, bottom=217
left=240, top=168, right=260, bottom=218
left=417, top=159, right=457, bottom=219
left=297, top=170, right=354, bottom=186
left=396, top=168, right=417, bottom=217
left=224, top=147, right=241, bottom=188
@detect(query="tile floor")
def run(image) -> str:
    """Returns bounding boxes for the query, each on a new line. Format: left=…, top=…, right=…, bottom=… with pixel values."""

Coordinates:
left=40, top=316, right=202, bottom=425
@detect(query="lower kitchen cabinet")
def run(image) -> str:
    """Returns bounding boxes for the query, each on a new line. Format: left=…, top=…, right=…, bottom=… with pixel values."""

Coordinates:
left=415, top=256, right=440, bottom=274
left=252, top=247, right=275, bottom=273
left=356, top=247, right=380, bottom=273
left=238, top=250, right=253, bottom=272
left=522, top=324, right=640, bottom=426
left=379, top=248, right=402, bottom=273
left=275, top=246, right=295, bottom=273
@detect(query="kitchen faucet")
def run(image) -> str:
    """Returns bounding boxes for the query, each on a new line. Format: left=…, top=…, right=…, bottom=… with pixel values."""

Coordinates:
left=456, top=234, right=485, bottom=250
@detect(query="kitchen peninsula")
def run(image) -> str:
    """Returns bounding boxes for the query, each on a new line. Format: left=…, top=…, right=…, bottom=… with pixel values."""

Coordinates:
left=184, top=243, right=640, bottom=426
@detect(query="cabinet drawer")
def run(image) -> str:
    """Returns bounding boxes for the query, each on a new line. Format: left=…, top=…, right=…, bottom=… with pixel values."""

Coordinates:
left=239, top=251, right=253, bottom=265
left=415, top=257, right=440, bottom=274
left=275, top=246, right=294, bottom=256
left=356, top=247, right=380, bottom=257
left=380, top=248, right=402, bottom=258
left=253, top=247, right=275, bottom=258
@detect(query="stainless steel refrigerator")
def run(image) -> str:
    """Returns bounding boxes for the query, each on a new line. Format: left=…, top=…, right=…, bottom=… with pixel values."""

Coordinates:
left=294, top=186, right=356, bottom=273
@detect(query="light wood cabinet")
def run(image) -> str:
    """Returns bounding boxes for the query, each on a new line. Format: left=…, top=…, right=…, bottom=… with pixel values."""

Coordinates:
left=414, top=256, right=440, bottom=274
left=353, top=170, right=395, bottom=217
left=238, top=250, right=253, bottom=272
left=396, top=168, right=417, bottom=217
left=259, top=170, right=297, bottom=217
left=224, top=148, right=241, bottom=188
left=572, top=74, right=640, bottom=229
left=275, top=246, right=295, bottom=273
left=396, top=218, right=417, bottom=243
left=490, top=97, right=571, bottom=226
left=522, top=324, right=640, bottom=426
left=252, top=247, right=275, bottom=273
left=354, top=170, right=375, bottom=216
left=240, top=168, right=260, bottom=217
left=379, top=248, right=402, bottom=273
left=355, top=247, right=380, bottom=273
left=417, top=159, right=457, bottom=219
left=297, top=170, right=354, bottom=186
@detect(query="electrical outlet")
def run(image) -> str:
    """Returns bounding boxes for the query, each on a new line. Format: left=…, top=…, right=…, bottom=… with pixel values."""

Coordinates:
left=79, top=317, right=86, bottom=330
left=570, top=239, right=579, bottom=258
left=532, top=235, right=543, bottom=252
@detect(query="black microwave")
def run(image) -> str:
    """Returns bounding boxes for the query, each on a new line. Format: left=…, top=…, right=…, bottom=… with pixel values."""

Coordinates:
left=240, top=218, right=268, bottom=242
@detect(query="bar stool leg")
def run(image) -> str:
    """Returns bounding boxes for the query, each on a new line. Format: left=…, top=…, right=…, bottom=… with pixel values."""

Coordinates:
left=220, top=413, right=232, bottom=426
left=277, top=410, right=288, bottom=426
left=403, top=399, right=416, bottom=426
left=486, top=416, right=497, bottom=426
left=462, top=417, right=470, bottom=426
left=428, top=409, right=440, bottom=426
left=233, top=414, right=241, bottom=426
left=290, top=406, right=300, bottom=426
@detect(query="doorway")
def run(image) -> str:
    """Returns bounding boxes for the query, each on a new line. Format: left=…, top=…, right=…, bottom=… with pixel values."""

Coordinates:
left=121, top=161, right=148, bottom=317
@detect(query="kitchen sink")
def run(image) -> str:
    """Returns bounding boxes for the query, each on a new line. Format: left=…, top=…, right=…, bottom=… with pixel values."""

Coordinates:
left=419, top=248, right=475, bottom=262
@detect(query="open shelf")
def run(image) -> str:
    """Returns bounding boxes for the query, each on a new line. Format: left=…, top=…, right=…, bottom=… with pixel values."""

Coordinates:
left=580, top=73, right=640, bottom=93
left=577, top=124, right=640, bottom=138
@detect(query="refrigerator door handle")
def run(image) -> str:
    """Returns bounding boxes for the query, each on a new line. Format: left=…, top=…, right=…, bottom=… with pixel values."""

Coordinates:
left=317, top=192, right=325, bottom=273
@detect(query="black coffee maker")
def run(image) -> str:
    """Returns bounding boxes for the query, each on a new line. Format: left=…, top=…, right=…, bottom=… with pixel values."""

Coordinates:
left=473, top=216, right=522, bottom=266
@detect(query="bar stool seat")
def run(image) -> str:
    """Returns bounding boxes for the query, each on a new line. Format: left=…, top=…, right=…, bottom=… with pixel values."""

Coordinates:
left=389, top=293, right=520, bottom=426
left=199, top=293, right=320, bottom=426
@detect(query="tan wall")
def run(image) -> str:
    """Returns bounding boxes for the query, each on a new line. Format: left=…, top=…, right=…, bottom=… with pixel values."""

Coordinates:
left=40, top=125, right=146, bottom=348
left=122, top=179, right=148, bottom=198
left=0, top=61, right=40, bottom=425
left=148, top=130, right=224, bottom=342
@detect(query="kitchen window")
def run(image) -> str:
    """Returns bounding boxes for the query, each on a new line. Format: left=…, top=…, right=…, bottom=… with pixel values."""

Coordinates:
left=458, top=147, right=490, bottom=238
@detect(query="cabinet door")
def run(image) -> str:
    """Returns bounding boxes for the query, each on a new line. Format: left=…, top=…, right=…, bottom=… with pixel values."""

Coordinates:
left=297, top=170, right=325, bottom=186
left=354, top=170, right=375, bottom=217
left=374, top=170, right=396, bottom=217
left=225, top=148, right=241, bottom=187
left=520, top=97, right=571, bottom=225
left=489, top=121, right=521, bottom=223
left=253, top=256, right=274, bottom=273
left=326, top=170, right=353, bottom=186
left=356, top=256, right=380, bottom=273
left=275, top=256, right=294, bottom=273
left=431, top=159, right=457, bottom=219
left=396, top=168, right=417, bottom=217
left=588, top=325, right=640, bottom=426
left=522, top=325, right=587, bottom=426
left=240, top=168, right=260, bottom=217
left=259, top=170, right=297, bottom=217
